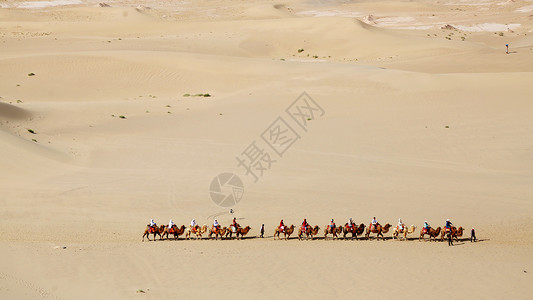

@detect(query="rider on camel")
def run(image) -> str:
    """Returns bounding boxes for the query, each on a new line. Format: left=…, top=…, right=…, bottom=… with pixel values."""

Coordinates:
left=329, top=219, right=336, bottom=232
left=301, top=218, right=308, bottom=232
left=348, top=218, right=355, bottom=230
left=397, top=218, right=404, bottom=231
left=149, top=219, right=157, bottom=233
left=423, top=221, right=430, bottom=234
left=232, top=217, right=239, bottom=229
left=445, top=219, right=453, bottom=232
left=213, top=219, right=220, bottom=230
left=168, top=219, right=175, bottom=233
left=371, top=217, right=378, bottom=231
left=279, top=219, right=285, bottom=233
left=190, top=219, right=197, bottom=232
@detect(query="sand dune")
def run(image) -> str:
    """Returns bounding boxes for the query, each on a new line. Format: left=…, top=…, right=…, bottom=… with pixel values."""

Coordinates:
left=1, top=0, right=533, bottom=298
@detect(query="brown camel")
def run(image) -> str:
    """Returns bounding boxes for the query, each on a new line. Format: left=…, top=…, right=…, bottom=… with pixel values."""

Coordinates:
left=225, top=223, right=241, bottom=240
left=419, top=226, right=441, bottom=241
left=185, top=224, right=208, bottom=240
left=226, top=225, right=251, bottom=240
left=342, top=223, right=365, bottom=240
left=161, top=225, right=186, bottom=240
left=365, top=223, right=392, bottom=240
left=298, top=225, right=320, bottom=240
left=208, top=226, right=227, bottom=240
left=392, top=225, right=417, bottom=241
left=142, top=224, right=165, bottom=241
left=274, top=225, right=295, bottom=240
left=440, top=226, right=464, bottom=242
left=235, top=226, right=252, bottom=240
left=324, top=225, right=343, bottom=240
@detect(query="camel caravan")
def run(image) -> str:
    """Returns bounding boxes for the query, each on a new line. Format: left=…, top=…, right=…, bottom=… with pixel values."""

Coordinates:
left=143, top=217, right=470, bottom=243
left=143, top=218, right=251, bottom=241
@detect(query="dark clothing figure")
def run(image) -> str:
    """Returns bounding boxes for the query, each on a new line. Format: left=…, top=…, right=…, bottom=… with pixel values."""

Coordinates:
left=260, top=224, right=265, bottom=238
left=447, top=232, right=453, bottom=246
left=445, top=220, right=452, bottom=229
left=471, top=228, right=476, bottom=242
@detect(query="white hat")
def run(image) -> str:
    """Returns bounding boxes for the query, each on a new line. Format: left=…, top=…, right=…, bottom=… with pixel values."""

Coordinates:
left=447, top=219, right=449, bottom=221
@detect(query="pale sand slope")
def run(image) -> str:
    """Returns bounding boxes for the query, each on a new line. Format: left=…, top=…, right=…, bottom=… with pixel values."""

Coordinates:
left=1, top=0, right=533, bottom=299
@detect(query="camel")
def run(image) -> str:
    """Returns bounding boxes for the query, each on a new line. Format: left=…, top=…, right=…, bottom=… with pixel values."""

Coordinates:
left=185, top=224, right=208, bottom=240
left=419, top=226, right=441, bottom=241
left=208, top=226, right=227, bottom=240
left=440, top=226, right=464, bottom=242
left=274, top=225, right=295, bottom=240
left=161, top=225, right=186, bottom=240
left=225, top=225, right=251, bottom=240
left=235, top=226, right=252, bottom=240
left=298, top=225, right=320, bottom=240
left=342, top=223, right=365, bottom=240
left=142, top=225, right=165, bottom=241
left=365, top=223, right=392, bottom=240
left=324, top=225, right=343, bottom=240
left=392, top=225, right=417, bottom=241
left=225, top=223, right=240, bottom=240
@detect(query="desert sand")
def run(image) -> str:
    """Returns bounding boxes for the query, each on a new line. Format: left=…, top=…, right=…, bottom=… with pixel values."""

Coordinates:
left=1, top=0, right=533, bottom=298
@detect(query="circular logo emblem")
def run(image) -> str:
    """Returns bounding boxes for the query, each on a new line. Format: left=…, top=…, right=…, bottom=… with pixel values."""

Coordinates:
left=209, top=173, right=244, bottom=207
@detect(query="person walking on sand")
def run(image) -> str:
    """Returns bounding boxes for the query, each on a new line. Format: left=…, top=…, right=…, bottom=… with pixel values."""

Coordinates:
left=471, top=227, right=477, bottom=242
left=260, top=224, right=265, bottom=238
left=506, top=44, right=509, bottom=54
